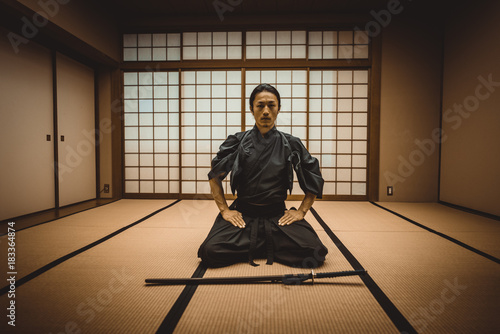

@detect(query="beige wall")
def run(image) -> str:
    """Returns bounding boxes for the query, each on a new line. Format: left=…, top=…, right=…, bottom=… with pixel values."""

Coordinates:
left=440, top=1, right=500, bottom=216
left=378, top=16, right=443, bottom=202
left=0, top=26, right=55, bottom=220
left=16, top=0, right=120, bottom=61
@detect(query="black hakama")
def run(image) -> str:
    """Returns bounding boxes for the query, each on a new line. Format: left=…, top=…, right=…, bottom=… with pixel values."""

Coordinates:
left=198, top=125, right=328, bottom=268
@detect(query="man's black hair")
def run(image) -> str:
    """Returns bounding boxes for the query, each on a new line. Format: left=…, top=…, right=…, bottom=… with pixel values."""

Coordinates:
left=249, top=83, right=281, bottom=111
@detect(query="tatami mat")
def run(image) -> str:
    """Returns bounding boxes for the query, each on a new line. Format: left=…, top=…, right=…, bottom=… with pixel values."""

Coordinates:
left=314, top=201, right=500, bottom=333
left=1, top=200, right=499, bottom=333
left=377, top=202, right=500, bottom=258
left=176, top=277, right=397, bottom=334
left=0, top=199, right=174, bottom=279
left=0, top=200, right=215, bottom=333
left=176, top=228, right=398, bottom=333
left=175, top=201, right=398, bottom=333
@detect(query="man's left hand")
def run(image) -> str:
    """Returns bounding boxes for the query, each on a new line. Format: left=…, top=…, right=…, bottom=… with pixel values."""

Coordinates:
left=278, top=209, right=305, bottom=226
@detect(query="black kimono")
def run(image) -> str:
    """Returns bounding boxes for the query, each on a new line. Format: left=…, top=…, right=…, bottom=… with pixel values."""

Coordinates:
left=198, top=125, right=328, bottom=268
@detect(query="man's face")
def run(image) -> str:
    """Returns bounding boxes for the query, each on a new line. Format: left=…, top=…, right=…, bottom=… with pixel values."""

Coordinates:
left=251, top=91, right=280, bottom=131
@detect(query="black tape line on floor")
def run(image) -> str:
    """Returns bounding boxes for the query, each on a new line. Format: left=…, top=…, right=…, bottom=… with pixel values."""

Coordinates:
left=310, top=207, right=418, bottom=334
left=0, top=199, right=182, bottom=296
left=155, top=263, right=207, bottom=334
left=370, top=202, right=500, bottom=265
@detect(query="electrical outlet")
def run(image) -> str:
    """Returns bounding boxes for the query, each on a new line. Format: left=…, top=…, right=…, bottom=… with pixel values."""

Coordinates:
left=104, top=184, right=110, bottom=193
left=387, top=186, right=393, bottom=196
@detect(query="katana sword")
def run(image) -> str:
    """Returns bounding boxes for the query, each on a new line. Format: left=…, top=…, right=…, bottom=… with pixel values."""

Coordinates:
left=145, top=269, right=367, bottom=285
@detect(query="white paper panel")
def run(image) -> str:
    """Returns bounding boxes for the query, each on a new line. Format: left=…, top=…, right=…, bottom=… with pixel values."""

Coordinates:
left=182, top=181, right=196, bottom=193
left=155, top=181, right=169, bottom=193
left=167, top=33, right=181, bottom=46
left=123, top=34, right=137, bottom=47
left=292, top=45, right=306, bottom=58
left=138, top=34, right=152, bottom=47
left=125, top=181, right=139, bottom=193
left=351, top=182, right=366, bottom=195
left=138, top=48, right=152, bottom=61
left=277, top=31, right=291, bottom=44
left=353, top=99, right=368, bottom=112
left=352, top=141, right=367, bottom=154
left=292, top=31, right=306, bottom=44
left=321, top=167, right=334, bottom=180
left=261, top=46, right=275, bottom=58
left=125, top=141, right=139, bottom=153
left=323, top=182, right=335, bottom=195
left=337, top=182, right=350, bottom=195
left=183, top=32, right=197, bottom=45
left=140, top=140, right=154, bottom=153
left=309, top=46, right=322, bottom=59
left=140, top=181, right=154, bottom=193
left=352, top=169, right=367, bottom=182
left=322, top=113, right=336, bottom=126
left=140, top=167, right=154, bottom=180
left=228, top=32, right=242, bottom=45
left=352, top=155, right=367, bottom=168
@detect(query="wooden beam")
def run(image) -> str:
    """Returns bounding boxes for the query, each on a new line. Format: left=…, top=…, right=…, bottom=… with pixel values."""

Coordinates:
left=368, top=33, right=382, bottom=202
left=121, top=59, right=372, bottom=71
left=121, top=12, right=374, bottom=32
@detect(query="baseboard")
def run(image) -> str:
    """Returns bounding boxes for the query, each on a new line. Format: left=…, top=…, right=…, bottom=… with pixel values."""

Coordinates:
left=438, top=201, right=500, bottom=221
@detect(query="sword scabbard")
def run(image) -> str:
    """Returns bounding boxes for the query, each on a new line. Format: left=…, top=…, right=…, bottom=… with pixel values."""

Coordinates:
left=145, top=269, right=366, bottom=285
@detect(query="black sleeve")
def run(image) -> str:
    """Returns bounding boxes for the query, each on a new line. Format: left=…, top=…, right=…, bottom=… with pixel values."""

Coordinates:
left=207, top=133, right=241, bottom=181
left=289, top=136, right=324, bottom=199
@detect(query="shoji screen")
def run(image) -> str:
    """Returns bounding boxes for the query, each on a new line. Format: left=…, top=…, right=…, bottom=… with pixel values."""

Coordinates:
left=246, top=69, right=369, bottom=196
left=122, top=29, right=372, bottom=199
left=123, top=70, right=241, bottom=195
left=123, top=33, right=182, bottom=61
left=183, top=32, right=242, bottom=60
left=308, top=30, right=369, bottom=59
left=246, top=31, right=306, bottom=59
left=181, top=70, right=242, bottom=195
left=309, top=70, right=369, bottom=196
left=124, top=71, right=180, bottom=194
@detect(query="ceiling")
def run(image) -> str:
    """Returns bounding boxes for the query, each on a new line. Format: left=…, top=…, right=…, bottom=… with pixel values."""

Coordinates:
left=96, top=0, right=461, bottom=29
left=100, top=0, right=392, bottom=18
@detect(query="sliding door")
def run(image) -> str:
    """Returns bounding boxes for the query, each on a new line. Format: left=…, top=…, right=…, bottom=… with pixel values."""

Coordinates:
left=0, top=27, right=54, bottom=220
left=56, top=53, right=96, bottom=207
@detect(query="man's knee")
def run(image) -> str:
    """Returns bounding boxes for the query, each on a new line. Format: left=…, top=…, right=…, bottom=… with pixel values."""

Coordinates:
left=198, top=242, right=231, bottom=267
left=299, top=244, right=328, bottom=268
left=199, top=241, right=217, bottom=261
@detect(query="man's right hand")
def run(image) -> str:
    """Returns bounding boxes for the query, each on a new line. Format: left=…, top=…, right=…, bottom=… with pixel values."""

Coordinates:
left=221, top=209, right=246, bottom=228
